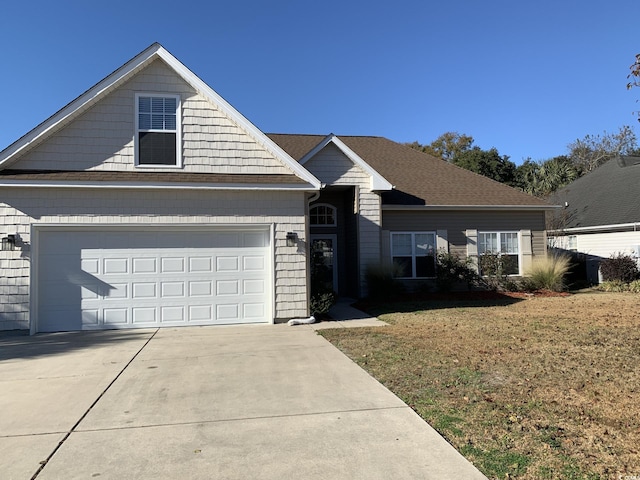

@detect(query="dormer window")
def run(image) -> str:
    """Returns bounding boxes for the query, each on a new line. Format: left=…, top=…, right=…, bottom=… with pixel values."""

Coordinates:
left=135, top=94, right=181, bottom=167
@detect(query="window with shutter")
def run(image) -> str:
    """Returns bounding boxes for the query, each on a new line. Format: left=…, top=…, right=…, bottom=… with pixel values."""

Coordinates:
left=478, top=231, right=520, bottom=275
left=391, top=232, right=437, bottom=278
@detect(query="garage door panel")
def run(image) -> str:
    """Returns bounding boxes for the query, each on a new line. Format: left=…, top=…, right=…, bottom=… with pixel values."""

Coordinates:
left=216, top=256, right=238, bottom=272
left=161, top=306, right=185, bottom=323
left=103, top=258, right=128, bottom=275
left=105, top=283, right=128, bottom=299
left=244, top=279, right=265, bottom=295
left=161, top=257, right=185, bottom=273
left=243, top=256, right=265, bottom=271
left=189, top=281, right=212, bottom=297
left=132, top=282, right=157, bottom=299
left=132, top=257, right=157, bottom=274
left=161, top=281, right=185, bottom=298
left=189, top=257, right=213, bottom=272
left=81, top=258, right=100, bottom=274
left=132, top=307, right=156, bottom=324
left=104, top=308, right=128, bottom=325
left=189, top=305, right=213, bottom=322
left=37, top=228, right=272, bottom=332
left=244, top=303, right=265, bottom=319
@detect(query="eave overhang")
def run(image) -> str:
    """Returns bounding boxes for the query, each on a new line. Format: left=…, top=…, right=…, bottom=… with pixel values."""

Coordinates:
left=382, top=204, right=560, bottom=211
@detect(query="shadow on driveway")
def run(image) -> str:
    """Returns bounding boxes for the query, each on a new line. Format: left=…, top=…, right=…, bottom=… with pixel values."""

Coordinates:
left=0, top=329, right=156, bottom=361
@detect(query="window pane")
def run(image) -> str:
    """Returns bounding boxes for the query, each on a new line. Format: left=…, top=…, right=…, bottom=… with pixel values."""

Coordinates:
left=478, top=232, right=497, bottom=254
left=151, top=97, right=164, bottom=113
left=416, top=255, right=436, bottom=277
left=138, top=97, right=151, bottom=113
left=500, top=233, right=518, bottom=254
left=151, top=114, right=164, bottom=130
left=165, top=114, right=176, bottom=130
left=164, top=97, right=177, bottom=111
left=392, top=234, right=412, bottom=256
left=415, top=233, right=435, bottom=257
left=139, top=132, right=176, bottom=165
left=392, top=257, right=412, bottom=278
left=138, top=113, right=151, bottom=130
left=502, top=254, right=519, bottom=275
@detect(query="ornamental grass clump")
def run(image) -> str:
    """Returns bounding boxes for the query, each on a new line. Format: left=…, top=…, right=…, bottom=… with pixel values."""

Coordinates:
left=524, top=254, right=570, bottom=292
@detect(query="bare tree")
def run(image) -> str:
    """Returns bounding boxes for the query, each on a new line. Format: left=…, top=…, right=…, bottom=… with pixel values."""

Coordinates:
left=567, top=126, right=637, bottom=174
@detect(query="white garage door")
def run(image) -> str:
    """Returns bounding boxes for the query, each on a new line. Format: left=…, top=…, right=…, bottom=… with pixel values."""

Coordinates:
left=35, top=227, right=272, bottom=332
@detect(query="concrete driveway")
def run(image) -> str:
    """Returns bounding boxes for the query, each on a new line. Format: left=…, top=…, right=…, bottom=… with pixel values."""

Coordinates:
left=0, top=325, right=486, bottom=479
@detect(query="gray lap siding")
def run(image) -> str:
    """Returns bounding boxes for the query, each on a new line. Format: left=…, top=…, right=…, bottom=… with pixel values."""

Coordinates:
left=382, top=209, right=546, bottom=262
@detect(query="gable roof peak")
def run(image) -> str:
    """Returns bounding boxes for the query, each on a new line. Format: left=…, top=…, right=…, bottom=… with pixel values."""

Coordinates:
left=0, top=44, right=320, bottom=188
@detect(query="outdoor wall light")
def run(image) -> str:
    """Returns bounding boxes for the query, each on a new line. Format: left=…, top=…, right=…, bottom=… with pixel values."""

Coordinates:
left=1, top=234, right=16, bottom=251
left=286, top=232, right=298, bottom=247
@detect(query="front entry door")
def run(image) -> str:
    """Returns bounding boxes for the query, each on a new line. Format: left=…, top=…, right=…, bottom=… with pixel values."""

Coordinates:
left=310, top=235, right=338, bottom=293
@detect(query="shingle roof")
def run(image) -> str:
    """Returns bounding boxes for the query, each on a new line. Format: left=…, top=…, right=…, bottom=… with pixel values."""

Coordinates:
left=0, top=170, right=308, bottom=186
left=551, top=158, right=640, bottom=228
left=268, top=134, right=551, bottom=207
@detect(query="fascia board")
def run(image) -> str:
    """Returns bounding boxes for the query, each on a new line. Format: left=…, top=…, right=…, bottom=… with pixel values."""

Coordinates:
left=548, top=222, right=640, bottom=234
left=299, top=134, right=393, bottom=191
left=0, top=180, right=319, bottom=191
left=382, top=204, right=560, bottom=211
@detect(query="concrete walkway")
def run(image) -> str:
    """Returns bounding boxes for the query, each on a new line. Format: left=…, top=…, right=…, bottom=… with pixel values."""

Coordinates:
left=0, top=324, right=486, bottom=479
left=310, top=297, right=388, bottom=330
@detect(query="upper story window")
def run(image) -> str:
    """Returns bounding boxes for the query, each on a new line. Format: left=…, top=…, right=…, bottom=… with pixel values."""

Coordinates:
left=135, top=94, right=181, bottom=167
left=391, top=232, right=436, bottom=278
left=478, top=231, right=520, bottom=275
left=310, top=204, right=337, bottom=226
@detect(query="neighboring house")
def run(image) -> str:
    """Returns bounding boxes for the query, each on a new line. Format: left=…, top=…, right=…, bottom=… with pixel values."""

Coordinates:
left=0, top=44, right=554, bottom=333
left=548, top=156, right=640, bottom=283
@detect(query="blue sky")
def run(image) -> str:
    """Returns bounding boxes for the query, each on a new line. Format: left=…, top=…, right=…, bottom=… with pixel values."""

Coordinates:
left=1, top=0, right=638, bottom=164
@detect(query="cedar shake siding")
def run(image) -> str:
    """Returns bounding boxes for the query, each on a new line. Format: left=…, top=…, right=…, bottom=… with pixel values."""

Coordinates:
left=0, top=188, right=308, bottom=331
left=13, top=60, right=295, bottom=176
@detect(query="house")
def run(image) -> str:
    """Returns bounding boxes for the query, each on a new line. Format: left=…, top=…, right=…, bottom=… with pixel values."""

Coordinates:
left=548, top=156, right=640, bottom=283
left=0, top=43, right=554, bottom=333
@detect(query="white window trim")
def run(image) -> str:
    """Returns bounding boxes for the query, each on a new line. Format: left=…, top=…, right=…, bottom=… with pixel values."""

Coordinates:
left=310, top=203, right=337, bottom=227
left=134, top=93, right=182, bottom=168
left=391, top=231, right=437, bottom=279
left=478, top=230, right=522, bottom=276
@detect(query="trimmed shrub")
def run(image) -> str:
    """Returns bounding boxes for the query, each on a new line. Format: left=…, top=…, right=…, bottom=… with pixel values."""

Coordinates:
left=599, top=253, right=639, bottom=283
left=524, top=254, right=571, bottom=292
left=310, top=291, right=338, bottom=315
left=478, top=253, right=519, bottom=291
left=436, top=251, right=480, bottom=292
left=365, top=262, right=405, bottom=299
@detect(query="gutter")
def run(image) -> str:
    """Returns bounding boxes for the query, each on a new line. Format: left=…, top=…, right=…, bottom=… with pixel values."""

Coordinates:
left=0, top=181, right=320, bottom=191
left=549, top=222, right=640, bottom=235
left=382, top=204, right=560, bottom=211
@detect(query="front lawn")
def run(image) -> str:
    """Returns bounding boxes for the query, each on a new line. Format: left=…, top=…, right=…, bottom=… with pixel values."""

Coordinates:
left=319, top=292, right=640, bottom=479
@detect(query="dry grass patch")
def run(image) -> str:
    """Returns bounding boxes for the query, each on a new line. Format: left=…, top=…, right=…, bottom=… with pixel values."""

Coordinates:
left=320, top=292, right=640, bottom=479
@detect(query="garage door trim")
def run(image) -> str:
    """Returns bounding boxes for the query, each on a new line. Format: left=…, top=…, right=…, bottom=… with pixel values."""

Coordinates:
left=30, top=223, right=275, bottom=333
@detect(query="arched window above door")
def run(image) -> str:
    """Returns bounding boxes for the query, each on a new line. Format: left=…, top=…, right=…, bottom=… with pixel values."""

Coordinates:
left=310, top=204, right=337, bottom=226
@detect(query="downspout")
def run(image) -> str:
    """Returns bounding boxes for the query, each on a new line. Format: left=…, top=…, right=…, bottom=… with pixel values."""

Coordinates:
left=305, top=190, right=322, bottom=316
